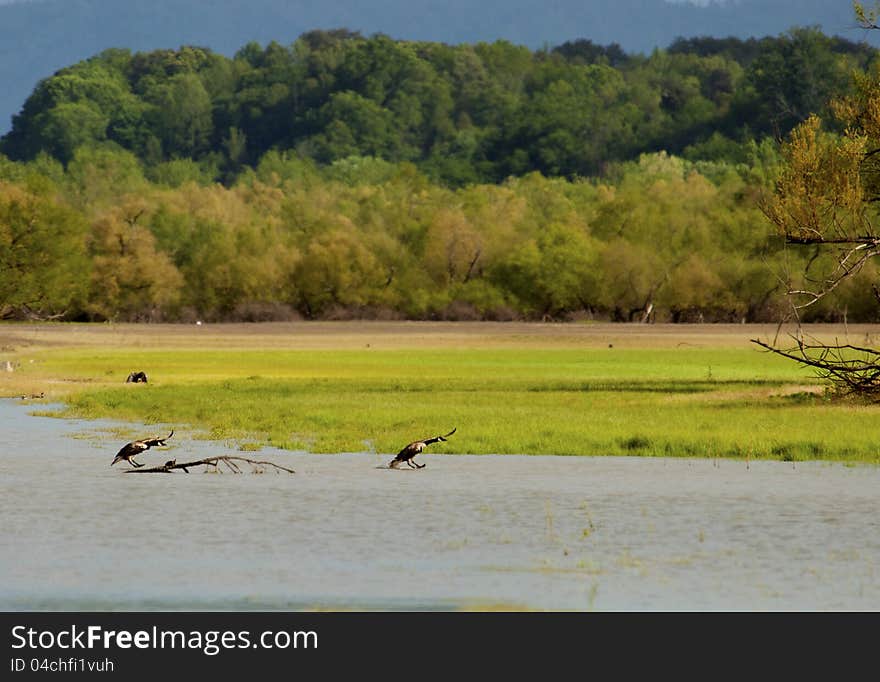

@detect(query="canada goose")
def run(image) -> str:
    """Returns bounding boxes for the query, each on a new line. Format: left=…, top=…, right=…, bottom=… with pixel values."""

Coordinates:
left=111, top=430, right=174, bottom=468
left=389, top=428, right=456, bottom=469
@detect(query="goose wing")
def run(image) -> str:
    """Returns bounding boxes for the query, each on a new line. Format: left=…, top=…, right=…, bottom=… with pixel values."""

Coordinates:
left=141, top=430, right=174, bottom=449
left=395, top=441, right=421, bottom=458
left=116, top=440, right=149, bottom=458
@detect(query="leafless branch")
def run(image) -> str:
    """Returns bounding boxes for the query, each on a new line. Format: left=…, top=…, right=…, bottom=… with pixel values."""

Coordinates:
left=785, top=240, right=880, bottom=309
left=124, top=456, right=295, bottom=474
left=751, top=336, right=880, bottom=398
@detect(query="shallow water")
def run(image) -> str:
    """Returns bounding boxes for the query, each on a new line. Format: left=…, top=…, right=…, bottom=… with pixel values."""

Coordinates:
left=1, top=399, right=878, bottom=611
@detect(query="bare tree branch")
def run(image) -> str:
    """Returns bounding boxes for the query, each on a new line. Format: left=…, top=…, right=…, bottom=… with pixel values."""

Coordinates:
left=124, top=456, right=296, bottom=474
left=784, top=239, right=880, bottom=309
left=751, top=336, right=880, bottom=397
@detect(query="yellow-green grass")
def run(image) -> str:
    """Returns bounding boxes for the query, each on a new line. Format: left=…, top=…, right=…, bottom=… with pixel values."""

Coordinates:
left=2, top=321, right=880, bottom=462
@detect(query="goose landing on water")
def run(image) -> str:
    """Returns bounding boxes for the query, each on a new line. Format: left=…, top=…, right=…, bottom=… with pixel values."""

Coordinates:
left=111, top=430, right=174, bottom=468
left=388, top=428, right=456, bottom=469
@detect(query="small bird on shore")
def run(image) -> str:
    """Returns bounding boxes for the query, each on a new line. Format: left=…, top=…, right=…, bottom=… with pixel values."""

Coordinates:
left=389, top=428, right=456, bottom=469
left=111, top=430, right=174, bottom=468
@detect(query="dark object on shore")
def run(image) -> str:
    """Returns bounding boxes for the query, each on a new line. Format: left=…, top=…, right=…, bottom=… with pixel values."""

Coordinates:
left=389, top=428, right=456, bottom=469
left=111, top=430, right=174, bottom=468
left=125, top=371, right=148, bottom=383
left=126, top=456, right=294, bottom=474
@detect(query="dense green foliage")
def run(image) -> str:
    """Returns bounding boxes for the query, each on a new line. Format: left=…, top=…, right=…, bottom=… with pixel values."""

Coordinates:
left=2, top=28, right=877, bottom=182
left=0, top=145, right=805, bottom=323
left=2, top=29, right=880, bottom=322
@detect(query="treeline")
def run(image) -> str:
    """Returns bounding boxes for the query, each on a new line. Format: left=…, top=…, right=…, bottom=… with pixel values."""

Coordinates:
left=2, top=29, right=880, bottom=323
left=0, top=28, right=876, bottom=185
left=3, top=143, right=878, bottom=323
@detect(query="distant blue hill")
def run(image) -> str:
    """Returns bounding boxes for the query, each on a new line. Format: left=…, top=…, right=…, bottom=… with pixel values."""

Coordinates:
left=0, top=0, right=874, bottom=134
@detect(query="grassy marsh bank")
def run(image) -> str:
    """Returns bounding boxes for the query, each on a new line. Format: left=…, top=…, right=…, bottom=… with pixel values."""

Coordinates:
left=2, top=321, right=880, bottom=461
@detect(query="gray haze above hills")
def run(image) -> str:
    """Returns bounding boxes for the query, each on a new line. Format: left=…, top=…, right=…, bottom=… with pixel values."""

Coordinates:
left=0, top=0, right=874, bottom=134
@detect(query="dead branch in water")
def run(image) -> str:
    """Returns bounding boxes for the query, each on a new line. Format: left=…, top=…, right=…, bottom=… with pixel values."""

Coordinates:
left=124, top=456, right=295, bottom=474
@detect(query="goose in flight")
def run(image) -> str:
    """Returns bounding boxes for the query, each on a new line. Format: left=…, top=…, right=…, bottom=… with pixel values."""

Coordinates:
left=389, top=428, right=456, bottom=469
left=111, top=430, right=174, bottom=468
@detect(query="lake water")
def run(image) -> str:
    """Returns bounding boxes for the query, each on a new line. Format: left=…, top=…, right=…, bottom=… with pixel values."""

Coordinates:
left=1, top=399, right=878, bottom=611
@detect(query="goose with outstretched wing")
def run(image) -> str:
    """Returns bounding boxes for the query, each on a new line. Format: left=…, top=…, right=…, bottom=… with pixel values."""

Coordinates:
left=389, top=428, right=456, bottom=469
left=111, top=430, right=174, bottom=468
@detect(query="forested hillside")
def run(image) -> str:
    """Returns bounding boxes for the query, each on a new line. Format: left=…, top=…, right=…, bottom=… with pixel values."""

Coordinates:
left=1, top=29, right=878, bottom=323
left=0, top=0, right=871, bottom=136
left=3, top=28, right=876, bottom=184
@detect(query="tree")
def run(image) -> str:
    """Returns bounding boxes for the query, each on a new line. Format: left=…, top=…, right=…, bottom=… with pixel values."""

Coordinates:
left=65, top=146, right=148, bottom=208
left=86, top=201, right=184, bottom=321
left=307, top=91, right=398, bottom=162
left=0, top=179, right=89, bottom=318
left=144, top=73, right=213, bottom=158
left=490, top=222, right=600, bottom=319
left=740, top=27, right=848, bottom=138
left=754, top=5, right=880, bottom=397
left=292, top=227, right=384, bottom=317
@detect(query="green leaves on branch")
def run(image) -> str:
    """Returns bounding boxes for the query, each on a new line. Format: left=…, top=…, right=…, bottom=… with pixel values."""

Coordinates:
left=761, top=115, right=868, bottom=244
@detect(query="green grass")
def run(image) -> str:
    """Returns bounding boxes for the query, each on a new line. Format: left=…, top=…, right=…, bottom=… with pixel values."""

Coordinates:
left=12, top=339, right=880, bottom=462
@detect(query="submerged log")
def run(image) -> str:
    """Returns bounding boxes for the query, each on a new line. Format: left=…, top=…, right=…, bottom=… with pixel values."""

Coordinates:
left=124, top=455, right=295, bottom=474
